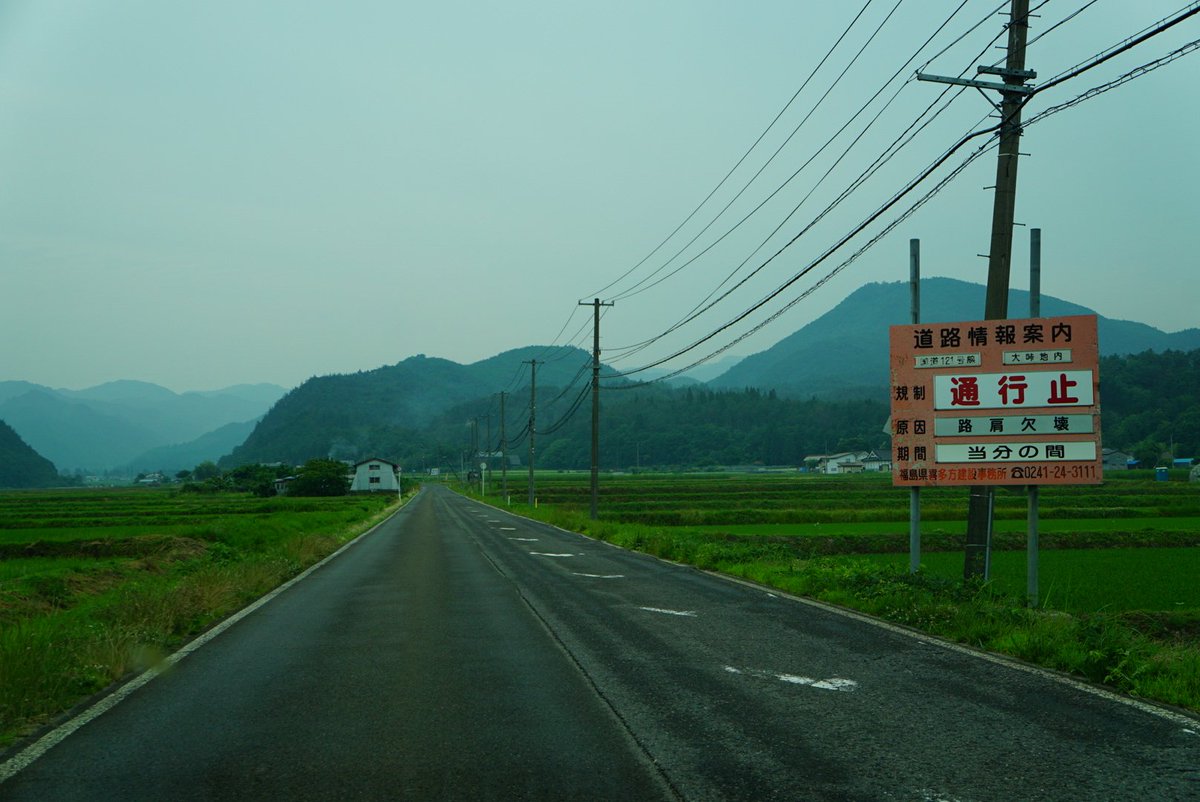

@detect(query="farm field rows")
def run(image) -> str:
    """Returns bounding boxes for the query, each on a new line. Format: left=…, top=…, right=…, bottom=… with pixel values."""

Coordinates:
left=0, top=488, right=399, bottom=749
left=506, top=471, right=1200, bottom=612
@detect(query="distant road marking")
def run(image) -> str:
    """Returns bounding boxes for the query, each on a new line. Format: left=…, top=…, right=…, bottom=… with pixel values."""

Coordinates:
left=508, top=537, right=538, bottom=541
left=638, top=607, right=697, bottom=617
left=573, top=573, right=625, bottom=579
left=724, top=665, right=857, bottom=692
left=499, top=527, right=517, bottom=531
left=530, top=552, right=577, bottom=557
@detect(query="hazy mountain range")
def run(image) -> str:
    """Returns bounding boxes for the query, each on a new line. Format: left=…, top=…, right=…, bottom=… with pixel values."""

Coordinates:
left=0, top=381, right=285, bottom=473
left=3, top=277, right=1196, bottom=478
left=709, top=278, right=1200, bottom=397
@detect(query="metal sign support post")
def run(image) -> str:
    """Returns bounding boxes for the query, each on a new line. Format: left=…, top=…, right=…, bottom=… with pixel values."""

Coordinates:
left=909, top=239, right=921, bottom=574
left=1028, top=227, right=1041, bottom=606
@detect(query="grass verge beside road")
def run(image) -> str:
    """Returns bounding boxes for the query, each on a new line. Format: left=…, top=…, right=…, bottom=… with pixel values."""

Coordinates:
left=0, top=488, right=405, bottom=749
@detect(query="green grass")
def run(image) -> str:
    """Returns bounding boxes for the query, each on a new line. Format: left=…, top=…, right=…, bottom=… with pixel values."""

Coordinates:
left=0, top=487, right=406, bottom=749
left=688, top=516, right=1200, bottom=537
left=855, top=547, right=1200, bottom=614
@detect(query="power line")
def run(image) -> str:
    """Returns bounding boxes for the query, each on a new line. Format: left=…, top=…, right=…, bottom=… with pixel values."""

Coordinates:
left=608, top=6, right=1200, bottom=386
left=585, top=0, right=880, bottom=302
left=610, top=0, right=911, bottom=304
left=604, top=7, right=1010, bottom=361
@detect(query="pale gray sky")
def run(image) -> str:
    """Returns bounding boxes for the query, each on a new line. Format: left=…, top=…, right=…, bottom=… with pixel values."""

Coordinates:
left=2, top=1, right=1197, bottom=392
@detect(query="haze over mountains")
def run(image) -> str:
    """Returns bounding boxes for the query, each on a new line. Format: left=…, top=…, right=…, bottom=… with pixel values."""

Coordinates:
left=0, top=381, right=285, bottom=474
left=3, top=278, right=1197, bottom=480
left=709, top=278, right=1200, bottom=397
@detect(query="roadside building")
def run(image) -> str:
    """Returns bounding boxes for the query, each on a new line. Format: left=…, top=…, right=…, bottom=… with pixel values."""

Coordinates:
left=350, top=458, right=401, bottom=493
left=804, top=451, right=882, bottom=475
left=1102, top=449, right=1135, bottom=470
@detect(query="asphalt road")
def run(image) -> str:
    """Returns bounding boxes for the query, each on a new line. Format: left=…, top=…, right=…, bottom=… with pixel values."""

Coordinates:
left=2, top=484, right=1197, bottom=801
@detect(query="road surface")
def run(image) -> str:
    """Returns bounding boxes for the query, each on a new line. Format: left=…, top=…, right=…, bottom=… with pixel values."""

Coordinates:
left=2, top=484, right=1197, bottom=800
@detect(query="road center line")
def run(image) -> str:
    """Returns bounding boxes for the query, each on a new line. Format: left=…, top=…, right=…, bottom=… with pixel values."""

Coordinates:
left=638, top=607, right=697, bottom=617
left=724, top=665, right=857, bottom=692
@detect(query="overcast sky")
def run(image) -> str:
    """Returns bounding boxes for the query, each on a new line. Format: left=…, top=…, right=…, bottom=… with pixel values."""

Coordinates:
left=2, top=1, right=1197, bottom=393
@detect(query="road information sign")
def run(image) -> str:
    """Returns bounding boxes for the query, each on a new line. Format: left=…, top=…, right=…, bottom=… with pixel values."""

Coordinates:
left=889, top=314, right=1101, bottom=486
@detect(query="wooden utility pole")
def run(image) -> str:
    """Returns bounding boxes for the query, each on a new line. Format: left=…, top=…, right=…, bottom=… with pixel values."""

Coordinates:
left=919, top=0, right=1033, bottom=580
left=579, top=298, right=614, bottom=520
left=499, top=391, right=508, bottom=501
left=524, top=360, right=541, bottom=506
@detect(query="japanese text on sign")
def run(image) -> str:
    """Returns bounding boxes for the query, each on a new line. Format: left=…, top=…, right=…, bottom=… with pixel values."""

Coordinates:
left=889, top=314, right=1101, bottom=487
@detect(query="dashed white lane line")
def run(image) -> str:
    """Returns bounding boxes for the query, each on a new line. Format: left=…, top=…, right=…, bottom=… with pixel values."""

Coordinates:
left=499, top=527, right=517, bottom=531
left=508, top=537, right=538, bottom=541
left=573, top=573, right=625, bottom=579
left=529, top=552, right=579, bottom=557
left=638, top=607, right=697, bottom=617
left=724, top=665, right=858, bottom=692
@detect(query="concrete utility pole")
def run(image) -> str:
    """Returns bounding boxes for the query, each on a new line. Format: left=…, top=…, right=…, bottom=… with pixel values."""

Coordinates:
left=524, top=360, right=541, bottom=506
left=579, top=298, right=614, bottom=520
left=919, top=0, right=1033, bottom=580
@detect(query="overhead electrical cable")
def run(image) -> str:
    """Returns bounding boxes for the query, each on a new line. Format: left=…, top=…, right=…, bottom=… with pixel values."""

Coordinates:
left=610, top=0, right=910, bottom=304
left=604, top=3, right=1010, bottom=361
left=1033, top=2, right=1200, bottom=94
left=585, top=0, right=879, bottom=302
left=603, top=117, right=1004, bottom=379
left=606, top=6, right=1200, bottom=385
left=611, top=132, right=1001, bottom=387
left=606, top=28, right=1007, bottom=362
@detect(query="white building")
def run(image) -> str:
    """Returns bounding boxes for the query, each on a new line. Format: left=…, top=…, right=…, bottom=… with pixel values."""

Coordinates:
left=350, top=458, right=401, bottom=493
left=805, top=451, right=886, bottom=475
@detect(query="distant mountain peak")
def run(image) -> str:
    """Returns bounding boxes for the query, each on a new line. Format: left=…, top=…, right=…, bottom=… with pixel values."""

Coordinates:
left=709, top=277, right=1200, bottom=397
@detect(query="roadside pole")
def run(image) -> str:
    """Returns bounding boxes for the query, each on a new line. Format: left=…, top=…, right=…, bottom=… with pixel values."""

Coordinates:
left=1028, top=227, right=1041, bottom=605
left=918, top=0, right=1033, bottom=581
left=909, top=239, right=921, bottom=574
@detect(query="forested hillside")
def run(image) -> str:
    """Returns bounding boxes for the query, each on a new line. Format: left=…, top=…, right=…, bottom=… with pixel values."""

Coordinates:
left=0, top=419, right=61, bottom=488
left=1100, top=349, right=1200, bottom=464
left=218, top=348, right=1199, bottom=473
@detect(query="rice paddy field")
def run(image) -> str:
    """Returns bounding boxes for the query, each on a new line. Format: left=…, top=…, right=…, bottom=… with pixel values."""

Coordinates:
left=0, top=487, right=399, bottom=747
left=505, top=470, right=1200, bottom=615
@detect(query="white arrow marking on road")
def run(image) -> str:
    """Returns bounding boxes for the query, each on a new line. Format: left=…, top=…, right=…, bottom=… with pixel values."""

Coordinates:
left=724, top=665, right=857, bottom=692
left=638, top=607, right=697, bottom=617
left=572, top=573, right=625, bottom=579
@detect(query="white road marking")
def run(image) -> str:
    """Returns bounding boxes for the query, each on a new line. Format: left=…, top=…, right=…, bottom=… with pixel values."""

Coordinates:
left=724, top=665, right=857, bottom=692
left=572, top=573, right=625, bottom=579
left=508, top=537, right=538, bottom=541
left=916, top=790, right=965, bottom=802
left=1184, top=729, right=1197, bottom=736
left=500, top=527, right=517, bottom=531
left=638, top=607, right=697, bottom=617
left=530, top=552, right=576, bottom=557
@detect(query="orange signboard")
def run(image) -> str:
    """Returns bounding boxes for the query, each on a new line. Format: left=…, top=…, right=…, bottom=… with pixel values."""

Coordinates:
left=889, top=314, right=1101, bottom=486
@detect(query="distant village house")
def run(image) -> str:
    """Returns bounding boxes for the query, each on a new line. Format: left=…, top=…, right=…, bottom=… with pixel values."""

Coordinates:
left=804, top=451, right=890, bottom=475
left=350, top=458, right=401, bottom=493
